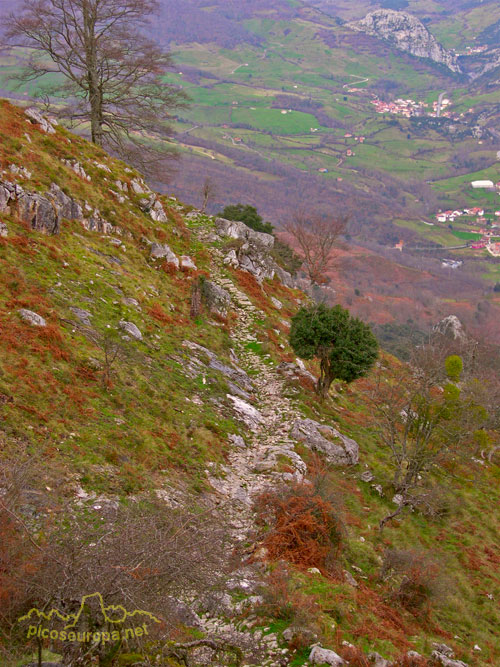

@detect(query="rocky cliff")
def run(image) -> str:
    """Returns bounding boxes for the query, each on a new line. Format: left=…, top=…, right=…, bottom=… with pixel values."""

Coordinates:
left=348, top=10, right=461, bottom=73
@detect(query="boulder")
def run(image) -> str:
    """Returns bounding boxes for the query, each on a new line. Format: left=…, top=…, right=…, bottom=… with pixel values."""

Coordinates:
left=237, top=243, right=276, bottom=282
left=180, top=255, right=197, bottom=271
left=25, top=107, right=56, bottom=134
left=227, top=395, right=264, bottom=432
left=119, top=320, right=142, bottom=340
left=150, top=243, right=179, bottom=268
left=0, top=221, right=7, bottom=238
left=18, top=309, right=47, bottom=327
left=271, top=296, right=283, bottom=309
left=291, top=418, right=359, bottom=465
left=201, top=280, right=231, bottom=317
left=309, top=645, right=345, bottom=666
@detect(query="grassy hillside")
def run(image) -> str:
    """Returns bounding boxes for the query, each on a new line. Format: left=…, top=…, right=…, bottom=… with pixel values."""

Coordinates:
left=0, top=100, right=499, bottom=667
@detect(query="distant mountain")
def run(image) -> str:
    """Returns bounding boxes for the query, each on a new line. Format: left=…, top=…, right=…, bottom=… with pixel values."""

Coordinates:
left=348, top=10, right=461, bottom=72
left=153, top=0, right=302, bottom=47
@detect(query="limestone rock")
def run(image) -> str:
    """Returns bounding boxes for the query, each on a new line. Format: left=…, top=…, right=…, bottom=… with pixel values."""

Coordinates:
left=49, top=183, right=83, bottom=220
left=291, top=418, right=359, bottom=465
left=216, top=217, right=276, bottom=282
left=138, top=194, right=167, bottom=222
left=18, top=191, right=59, bottom=234
left=9, top=164, right=32, bottom=179
left=70, top=307, right=92, bottom=326
left=277, top=361, right=316, bottom=385
left=227, top=395, right=264, bottom=432
left=348, top=10, right=461, bottom=73
left=130, top=178, right=150, bottom=195
left=182, top=340, right=253, bottom=393
left=62, top=159, right=91, bottom=181
left=119, top=320, right=142, bottom=340
left=275, top=265, right=295, bottom=288
left=368, top=652, right=391, bottom=667
left=19, top=309, right=47, bottom=327
left=0, top=221, right=7, bottom=238
left=215, top=217, right=274, bottom=249
left=433, top=315, right=467, bottom=342
left=25, top=107, right=56, bottom=134
left=271, top=296, right=283, bottom=310
left=309, top=645, right=345, bottom=666
left=229, top=434, right=247, bottom=449
left=0, top=182, right=13, bottom=212
left=180, top=255, right=197, bottom=271
left=122, top=297, right=141, bottom=310
left=150, top=243, right=179, bottom=268
left=201, top=280, right=231, bottom=317
left=343, top=570, right=358, bottom=588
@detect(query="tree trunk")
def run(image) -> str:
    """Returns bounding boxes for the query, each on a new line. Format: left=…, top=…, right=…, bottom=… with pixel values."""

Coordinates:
left=316, top=356, right=333, bottom=398
left=83, top=1, right=103, bottom=146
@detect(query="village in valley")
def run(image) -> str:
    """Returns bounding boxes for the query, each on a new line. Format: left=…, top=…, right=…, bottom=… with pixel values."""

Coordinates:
left=371, top=96, right=458, bottom=119
left=431, top=179, right=500, bottom=257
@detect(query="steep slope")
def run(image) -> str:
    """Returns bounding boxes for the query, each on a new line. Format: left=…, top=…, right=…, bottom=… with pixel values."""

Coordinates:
left=348, top=10, right=461, bottom=72
left=1, top=101, right=499, bottom=667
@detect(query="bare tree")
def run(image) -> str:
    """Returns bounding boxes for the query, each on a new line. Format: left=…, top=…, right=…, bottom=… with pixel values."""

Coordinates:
left=1, top=457, right=236, bottom=666
left=368, top=351, right=491, bottom=530
left=8, top=0, right=187, bottom=169
left=83, top=327, right=129, bottom=388
left=284, top=209, right=347, bottom=284
left=201, top=177, right=216, bottom=214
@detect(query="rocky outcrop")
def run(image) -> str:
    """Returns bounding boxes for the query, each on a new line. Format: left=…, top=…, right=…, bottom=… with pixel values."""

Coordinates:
left=150, top=243, right=179, bottom=268
left=201, top=280, right=231, bottom=317
left=25, top=107, right=56, bottom=134
left=18, top=191, right=60, bottom=234
left=348, top=10, right=461, bottom=73
left=182, top=340, right=253, bottom=395
left=291, top=418, right=359, bottom=465
left=0, top=179, right=86, bottom=235
left=433, top=315, right=467, bottom=341
left=138, top=194, right=168, bottom=223
left=215, top=217, right=277, bottom=283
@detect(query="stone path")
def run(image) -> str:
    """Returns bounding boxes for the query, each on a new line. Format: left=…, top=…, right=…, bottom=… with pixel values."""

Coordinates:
left=207, top=261, right=307, bottom=539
